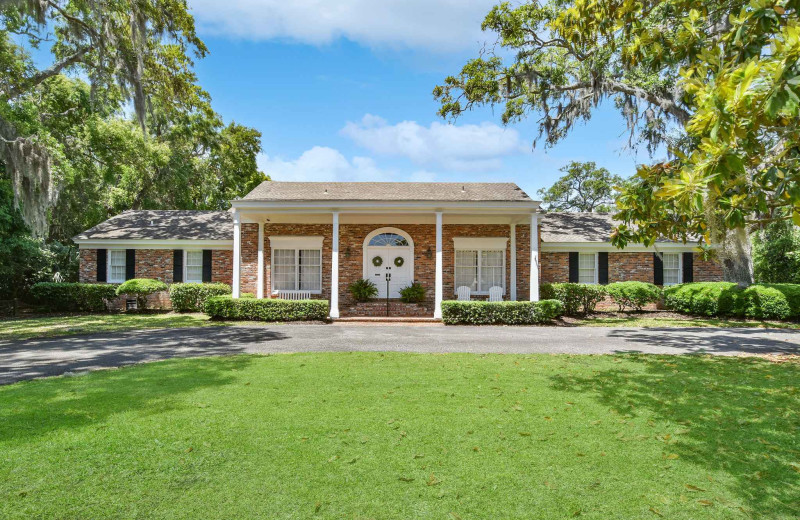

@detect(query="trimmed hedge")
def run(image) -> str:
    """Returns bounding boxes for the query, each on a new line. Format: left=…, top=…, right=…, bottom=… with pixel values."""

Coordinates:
left=204, top=296, right=329, bottom=321
left=605, top=281, right=662, bottom=311
left=540, top=283, right=606, bottom=315
left=664, top=282, right=800, bottom=320
left=169, top=283, right=231, bottom=312
left=116, top=278, right=168, bottom=310
left=441, top=300, right=563, bottom=325
left=29, top=282, right=117, bottom=312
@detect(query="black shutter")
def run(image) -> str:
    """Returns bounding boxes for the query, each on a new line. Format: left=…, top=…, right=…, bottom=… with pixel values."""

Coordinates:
left=202, top=250, right=212, bottom=282
left=96, top=249, right=107, bottom=282
left=125, top=249, right=136, bottom=280
left=598, top=252, right=609, bottom=284
left=653, top=253, right=664, bottom=285
left=173, top=250, right=183, bottom=283
left=682, top=252, right=694, bottom=283
left=568, top=252, right=579, bottom=283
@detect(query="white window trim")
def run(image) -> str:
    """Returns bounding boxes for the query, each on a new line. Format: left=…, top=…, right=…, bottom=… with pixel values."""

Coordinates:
left=662, top=252, right=683, bottom=286
left=184, top=249, right=204, bottom=284
left=269, top=236, right=324, bottom=250
left=453, top=247, right=507, bottom=296
left=107, top=249, right=126, bottom=284
left=270, top=247, right=323, bottom=295
left=577, top=252, right=599, bottom=285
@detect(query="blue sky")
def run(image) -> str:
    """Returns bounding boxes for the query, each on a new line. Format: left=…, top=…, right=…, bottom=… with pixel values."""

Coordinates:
left=57, top=1, right=670, bottom=199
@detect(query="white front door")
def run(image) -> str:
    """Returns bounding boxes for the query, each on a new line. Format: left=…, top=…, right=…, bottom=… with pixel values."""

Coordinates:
left=366, top=246, right=412, bottom=298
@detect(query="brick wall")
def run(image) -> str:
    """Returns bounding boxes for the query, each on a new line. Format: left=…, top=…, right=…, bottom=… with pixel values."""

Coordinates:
left=609, top=252, right=655, bottom=282
left=79, top=249, right=96, bottom=283
left=693, top=253, right=724, bottom=282
left=134, top=249, right=173, bottom=283
left=541, top=252, right=569, bottom=284
left=240, top=223, right=259, bottom=295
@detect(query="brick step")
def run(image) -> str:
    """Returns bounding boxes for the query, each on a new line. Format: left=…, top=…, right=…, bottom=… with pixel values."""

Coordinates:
left=340, top=300, right=433, bottom=317
left=333, top=316, right=441, bottom=323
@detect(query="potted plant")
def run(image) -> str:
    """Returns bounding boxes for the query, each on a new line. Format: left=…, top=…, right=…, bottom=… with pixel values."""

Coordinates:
left=399, top=282, right=426, bottom=304
left=348, top=278, right=378, bottom=302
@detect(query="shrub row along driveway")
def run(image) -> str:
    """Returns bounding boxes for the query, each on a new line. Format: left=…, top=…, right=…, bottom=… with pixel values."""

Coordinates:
left=1, top=324, right=799, bottom=384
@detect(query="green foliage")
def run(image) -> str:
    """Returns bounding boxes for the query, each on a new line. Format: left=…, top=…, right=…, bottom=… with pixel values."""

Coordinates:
left=440, top=300, right=563, bottom=325
left=541, top=283, right=606, bottom=315
left=168, top=283, right=231, bottom=312
left=605, top=282, right=662, bottom=311
left=399, top=282, right=426, bottom=303
left=664, top=282, right=800, bottom=320
left=537, top=161, right=623, bottom=212
left=204, top=296, right=328, bottom=322
left=348, top=278, right=378, bottom=302
left=115, top=278, right=168, bottom=310
left=752, top=221, right=800, bottom=284
left=29, top=282, right=116, bottom=312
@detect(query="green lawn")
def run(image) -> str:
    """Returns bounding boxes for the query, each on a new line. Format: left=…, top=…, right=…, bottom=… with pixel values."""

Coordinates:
left=0, top=313, right=228, bottom=340
left=576, top=315, right=800, bottom=329
left=1, top=354, right=797, bottom=519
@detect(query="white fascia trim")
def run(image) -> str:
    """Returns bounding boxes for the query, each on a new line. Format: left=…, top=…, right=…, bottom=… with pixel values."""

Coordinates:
left=268, top=236, right=324, bottom=249
left=541, top=242, right=701, bottom=253
left=453, top=237, right=509, bottom=250
left=76, top=239, right=232, bottom=250
left=232, top=200, right=540, bottom=212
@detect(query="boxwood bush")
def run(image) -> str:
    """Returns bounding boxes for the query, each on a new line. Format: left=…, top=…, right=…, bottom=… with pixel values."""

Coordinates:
left=605, top=281, right=662, bottom=311
left=115, top=278, right=168, bottom=310
left=169, top=283, right=231, bottom=312
left=664, top=282, right=800, bottom=320
left=441, top=300, right=563, bottom=325
left=29, top=282, right=117, bottom=312
left=540, top=283, right=606, bottom=315
left=204, top=296, right=329, bottom=321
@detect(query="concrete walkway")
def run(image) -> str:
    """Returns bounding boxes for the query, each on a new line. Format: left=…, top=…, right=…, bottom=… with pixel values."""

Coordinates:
left=1, top=323, right=798, bottom=384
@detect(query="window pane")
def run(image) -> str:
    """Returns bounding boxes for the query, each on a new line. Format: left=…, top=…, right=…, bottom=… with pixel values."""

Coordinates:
left=368, top=233, right=408, bottom=247
left=299, top=249, right=321, bottom=291
left=185, top=251, right=203, bottom=282
left=109, top=250, right=126, bottom=282
left=480, top=250, right=504, bottom=291
left=455, top=250, right=478, bottom=292
left=273, top=249, right=296, bottom=291
left=663, top=254, right=681, bottom=284
left=578, top=253, right=595, bottom=284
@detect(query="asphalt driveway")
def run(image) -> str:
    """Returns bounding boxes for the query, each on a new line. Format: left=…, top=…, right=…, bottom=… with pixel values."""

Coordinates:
left=1, top=323, right=798, bottom=384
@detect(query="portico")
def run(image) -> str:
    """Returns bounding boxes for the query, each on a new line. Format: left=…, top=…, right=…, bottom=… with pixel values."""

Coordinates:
left=229, top=182, right=541, bottom=319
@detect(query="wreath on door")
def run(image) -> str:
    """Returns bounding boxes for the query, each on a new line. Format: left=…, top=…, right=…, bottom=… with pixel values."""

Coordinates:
left=394, top=256, right=404, bottom=267
left=372, top=255, right=383, bottom=267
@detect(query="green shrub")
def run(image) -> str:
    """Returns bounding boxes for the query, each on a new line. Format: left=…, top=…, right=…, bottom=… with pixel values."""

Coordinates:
left=204, top=296, right=329, bottom=321
left=605, top=281, right=662, bottom=311
left=399, top=282, right=426, bottom=303
left=441, top=300, right=563, bottom=325
left=29, top=282, right=116, bottom=312
left=663, top=282, right=800, bottom=320
left=169, top=283, right=231, bottom=312
left=348, top=278, right=378, bottom=302
left=540, top=283, right=606, bottom=315
left=115, top=278, right=168, bottom=310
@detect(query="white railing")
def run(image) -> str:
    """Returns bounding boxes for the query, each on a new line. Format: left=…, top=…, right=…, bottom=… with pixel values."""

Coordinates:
left=277, top=290, right=312, bottom=300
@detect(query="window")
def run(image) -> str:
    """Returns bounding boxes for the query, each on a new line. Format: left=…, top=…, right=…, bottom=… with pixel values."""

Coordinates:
left=578, top=253, right=597, bottom=284
left=368, top=233, right=409, bottom=247
left=663, top=253, right=681, bottom=285
left=272, top=248, right=322, bottom=292
left=108, top=250, right=126, bottom=283
left=454, top=249, right=505, bottom=294
left=185, top=250, right=203, bottom=283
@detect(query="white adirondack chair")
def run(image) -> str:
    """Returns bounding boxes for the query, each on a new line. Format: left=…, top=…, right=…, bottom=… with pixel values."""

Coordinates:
left=488, top=286, right=503, bottom=302
left=277, top=290, right=312, bottom=300
left=456, top=286, right=471, bottom=301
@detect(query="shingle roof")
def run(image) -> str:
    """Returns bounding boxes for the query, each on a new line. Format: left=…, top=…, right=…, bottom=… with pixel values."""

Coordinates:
left=74, top=210, right=232, bottom=241
left=541, top=212, right=692, bottom=243
left=240, top=181, right=533, bottom=202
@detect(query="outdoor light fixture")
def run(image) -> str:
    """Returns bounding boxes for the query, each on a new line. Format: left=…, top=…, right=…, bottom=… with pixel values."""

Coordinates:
left=425, top=247, right=433, bottom=259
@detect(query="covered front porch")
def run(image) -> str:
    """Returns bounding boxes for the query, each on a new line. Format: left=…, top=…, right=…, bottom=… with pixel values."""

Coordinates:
left=230, top=203, right=542, bottom=319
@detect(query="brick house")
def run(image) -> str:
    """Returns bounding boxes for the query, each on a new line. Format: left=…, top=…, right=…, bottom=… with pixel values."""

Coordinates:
left=74, top=182, right=723, bottom=317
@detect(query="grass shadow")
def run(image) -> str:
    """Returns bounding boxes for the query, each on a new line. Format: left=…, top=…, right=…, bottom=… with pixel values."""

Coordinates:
left=549, top=355, right=800, bottom=517
left=0, top=355, right=254, bottom=444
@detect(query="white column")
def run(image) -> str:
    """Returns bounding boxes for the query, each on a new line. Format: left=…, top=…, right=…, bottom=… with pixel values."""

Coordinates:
left=330, top=211, right=340, bottom=318
left=232, top=210, right=241, bottom=298
left=510, top=223, right=517, bottom=301
left=256, top=221, right=264, bottom=299
left=434, top=211, right=443, bottom=319
left=529, top=213, right=540, bottom=301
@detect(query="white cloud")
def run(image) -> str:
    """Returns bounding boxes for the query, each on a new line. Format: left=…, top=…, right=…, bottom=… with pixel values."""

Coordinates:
left=340, top=114, right=525, bottom=171
left=257, top=146, right=436, bottom=182
left=189, top=0, right=496, bottom=51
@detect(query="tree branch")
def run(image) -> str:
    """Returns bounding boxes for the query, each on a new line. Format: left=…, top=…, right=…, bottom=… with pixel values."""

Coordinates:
left=5, top=47, right=89, bottom=99
left=603, top=79, right=691, bottom=124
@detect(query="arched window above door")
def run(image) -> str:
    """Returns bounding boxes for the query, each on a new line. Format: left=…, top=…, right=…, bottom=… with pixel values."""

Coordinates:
left=368, top=233, right=409, bottom=247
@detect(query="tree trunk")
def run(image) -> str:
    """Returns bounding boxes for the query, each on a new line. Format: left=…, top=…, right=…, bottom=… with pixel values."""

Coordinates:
left=717, top=227, right=754, bottom=286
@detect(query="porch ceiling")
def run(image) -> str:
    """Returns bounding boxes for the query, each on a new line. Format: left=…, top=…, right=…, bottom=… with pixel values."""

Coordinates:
left=237, top=211, right=537, bottom=225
